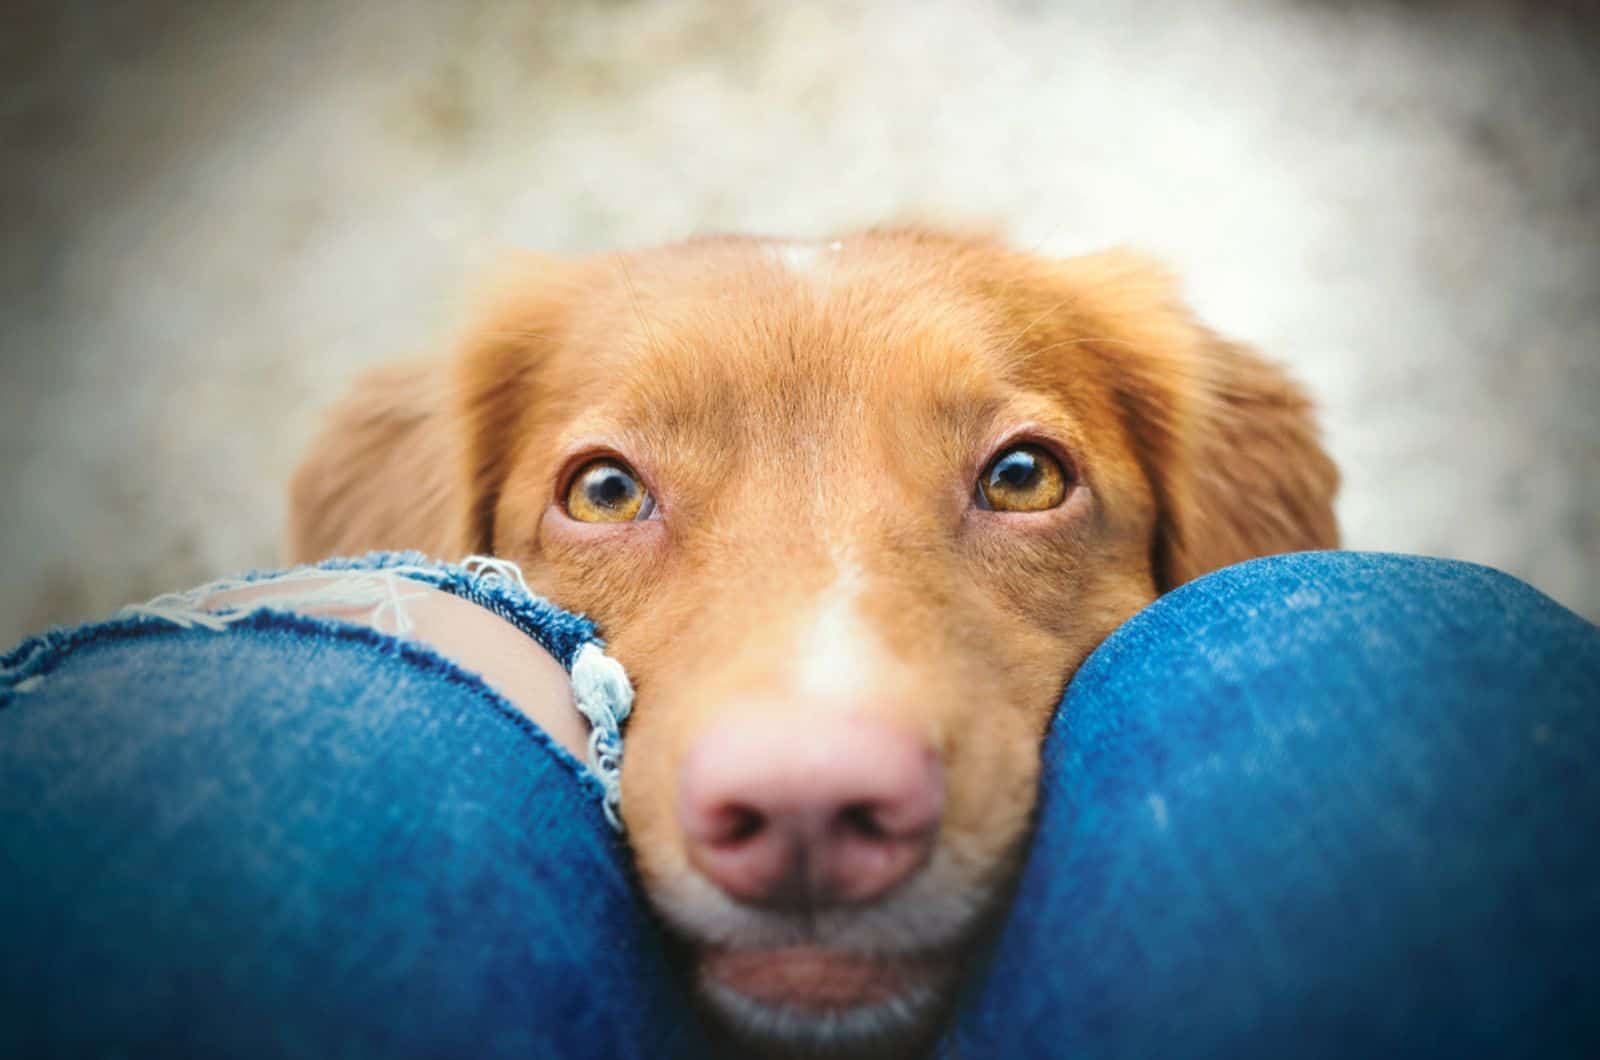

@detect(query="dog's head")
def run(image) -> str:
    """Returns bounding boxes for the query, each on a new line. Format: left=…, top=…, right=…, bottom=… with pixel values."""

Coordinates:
left=291, top=228, right=1337, bottom=1055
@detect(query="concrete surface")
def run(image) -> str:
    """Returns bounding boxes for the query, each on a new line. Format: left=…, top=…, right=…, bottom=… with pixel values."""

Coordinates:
left=2, top=0, right=1596, bottom=643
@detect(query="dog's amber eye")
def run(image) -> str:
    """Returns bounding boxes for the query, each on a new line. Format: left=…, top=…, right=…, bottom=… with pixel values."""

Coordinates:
left=976, top=444, right=1070, bottom=512
left=565, top=459, right=654, bottom=523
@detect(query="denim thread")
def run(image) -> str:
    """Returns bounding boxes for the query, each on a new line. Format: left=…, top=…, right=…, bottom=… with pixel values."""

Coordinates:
left=118, top=567, right=437, bottom=634
left=570, top=643, right=634, bottom=829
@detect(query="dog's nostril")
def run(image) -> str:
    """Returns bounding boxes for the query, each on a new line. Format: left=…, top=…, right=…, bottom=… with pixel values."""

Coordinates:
left=836, top=801, right=888, bottom=840
left=713, top=804, right=766, bottom=845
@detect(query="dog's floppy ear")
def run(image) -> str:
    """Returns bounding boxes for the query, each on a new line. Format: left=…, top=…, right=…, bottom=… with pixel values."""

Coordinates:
left=1047, top=251, right=1340, bottom=590
left=1145, top=326, right=1341, bottom=589
left=285, top=254, right=579, bottom=564
left=285, top=358, right=465, bottom=563
left=451, top=254, right=583, bottom=555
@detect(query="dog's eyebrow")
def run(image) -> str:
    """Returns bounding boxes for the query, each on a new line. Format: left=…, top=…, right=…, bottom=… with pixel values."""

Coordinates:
left=929, top=390, right=1009, bottom=436
left=921, top=392, right=1004, bottom=454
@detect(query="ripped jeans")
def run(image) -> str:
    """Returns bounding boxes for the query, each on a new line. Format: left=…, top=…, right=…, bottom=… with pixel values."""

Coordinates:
left=2, top=552, right=1597, bottom=1058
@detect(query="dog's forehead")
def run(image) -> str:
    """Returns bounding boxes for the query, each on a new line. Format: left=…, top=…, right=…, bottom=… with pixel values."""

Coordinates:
left=561, top=240, right=1024, bottom=433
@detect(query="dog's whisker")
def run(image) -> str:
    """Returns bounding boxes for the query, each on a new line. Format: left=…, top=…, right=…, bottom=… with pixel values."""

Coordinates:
left=615, top=255, right=666, bottom=362
left=994, top=292, right=1081, bottom=360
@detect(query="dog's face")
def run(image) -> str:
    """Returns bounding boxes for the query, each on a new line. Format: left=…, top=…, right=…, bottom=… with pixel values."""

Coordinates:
left=291, top=229, right=1337, bottom=1056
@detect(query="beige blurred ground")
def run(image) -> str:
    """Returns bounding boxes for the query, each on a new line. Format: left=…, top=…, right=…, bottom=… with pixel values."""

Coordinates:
left=1, top=0, right=1597, bottom=642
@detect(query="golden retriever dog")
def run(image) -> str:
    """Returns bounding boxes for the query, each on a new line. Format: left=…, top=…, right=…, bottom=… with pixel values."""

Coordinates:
left=287, top=227, right=1338, bottom=1055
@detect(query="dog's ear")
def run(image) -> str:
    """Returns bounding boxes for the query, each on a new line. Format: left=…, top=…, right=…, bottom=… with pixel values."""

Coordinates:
left=285, top=358, right=465, bottom=563
left=1143, top=326, right=1341, bottom=589
left=1042, top=251, right=1340, bottom=590
left=286, top=254, right=579, bottom=564
left=451, top=254, right=583, bottom=555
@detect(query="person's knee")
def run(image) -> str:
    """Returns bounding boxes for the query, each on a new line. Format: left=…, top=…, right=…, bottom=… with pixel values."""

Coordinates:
left=1100, top=549, right=1585, bottom=660
left=1054, top=548, right=1600, bottom=761
left=1186, top=550, right=1555, bottom=610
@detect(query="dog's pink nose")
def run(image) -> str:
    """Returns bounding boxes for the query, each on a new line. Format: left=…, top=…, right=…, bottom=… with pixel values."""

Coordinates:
left=678, top=714, right=942, bottom=908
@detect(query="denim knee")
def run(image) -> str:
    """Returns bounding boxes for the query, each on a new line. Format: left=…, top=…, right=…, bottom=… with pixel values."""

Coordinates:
left=0, top=552, right=708, bottom=1058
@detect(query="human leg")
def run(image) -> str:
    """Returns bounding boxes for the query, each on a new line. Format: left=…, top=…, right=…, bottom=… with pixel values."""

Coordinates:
left=0, top=555, right=708, bottom=1058
left=945, top=552, right=1600, bottom=1058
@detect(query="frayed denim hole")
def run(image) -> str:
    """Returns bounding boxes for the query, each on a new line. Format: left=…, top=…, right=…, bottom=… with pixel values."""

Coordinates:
left=16, top=608, right=609, bottom=806
left=23, top=554, right=623, bottom=827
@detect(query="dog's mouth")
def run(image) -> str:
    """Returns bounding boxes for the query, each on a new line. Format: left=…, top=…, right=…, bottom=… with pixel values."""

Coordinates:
left=695, top=942, right=959, bottom=1051
left=649, top=842, right=998, bottom=1047
left=701, top=943, right=951, bottom=1011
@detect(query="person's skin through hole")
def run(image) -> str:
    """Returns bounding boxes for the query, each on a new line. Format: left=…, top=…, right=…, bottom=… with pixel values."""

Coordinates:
left=205, top=576, right=589, bottom=757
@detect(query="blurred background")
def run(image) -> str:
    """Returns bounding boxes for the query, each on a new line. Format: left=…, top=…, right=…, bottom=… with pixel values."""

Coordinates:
left=2, top=0, right=1596, bottom=643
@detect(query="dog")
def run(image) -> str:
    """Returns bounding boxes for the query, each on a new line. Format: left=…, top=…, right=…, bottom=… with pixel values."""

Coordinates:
left=287, top=227, right=1338, bottom=1056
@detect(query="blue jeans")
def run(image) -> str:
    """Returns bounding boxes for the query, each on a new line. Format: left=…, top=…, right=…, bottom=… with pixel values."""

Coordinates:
left=2, top=552, right=1596, bottom=1057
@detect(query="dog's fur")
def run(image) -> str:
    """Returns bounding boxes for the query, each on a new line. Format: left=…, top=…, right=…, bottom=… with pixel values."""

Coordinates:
left=288, top=228, right=1338, bottom=1055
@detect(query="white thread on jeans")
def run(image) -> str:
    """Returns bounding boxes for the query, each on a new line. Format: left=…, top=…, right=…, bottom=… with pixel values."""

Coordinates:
left=119, top=567, right=437, bottom=635
left=460, top=554, right=535, bottom=595
left=570, top=641, right=635, bottom=830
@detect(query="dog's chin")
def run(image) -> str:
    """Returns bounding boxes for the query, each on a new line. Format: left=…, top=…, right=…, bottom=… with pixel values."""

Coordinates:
left=645, top=847, right=1004, bottom=1052
left=695, top=943, right=956, bottom=1056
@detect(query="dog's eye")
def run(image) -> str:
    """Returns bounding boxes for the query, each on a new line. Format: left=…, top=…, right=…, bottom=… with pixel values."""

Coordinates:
left=976, top=444, right=1070, bottom=512
left=565, top=459, right=655, bottom=523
